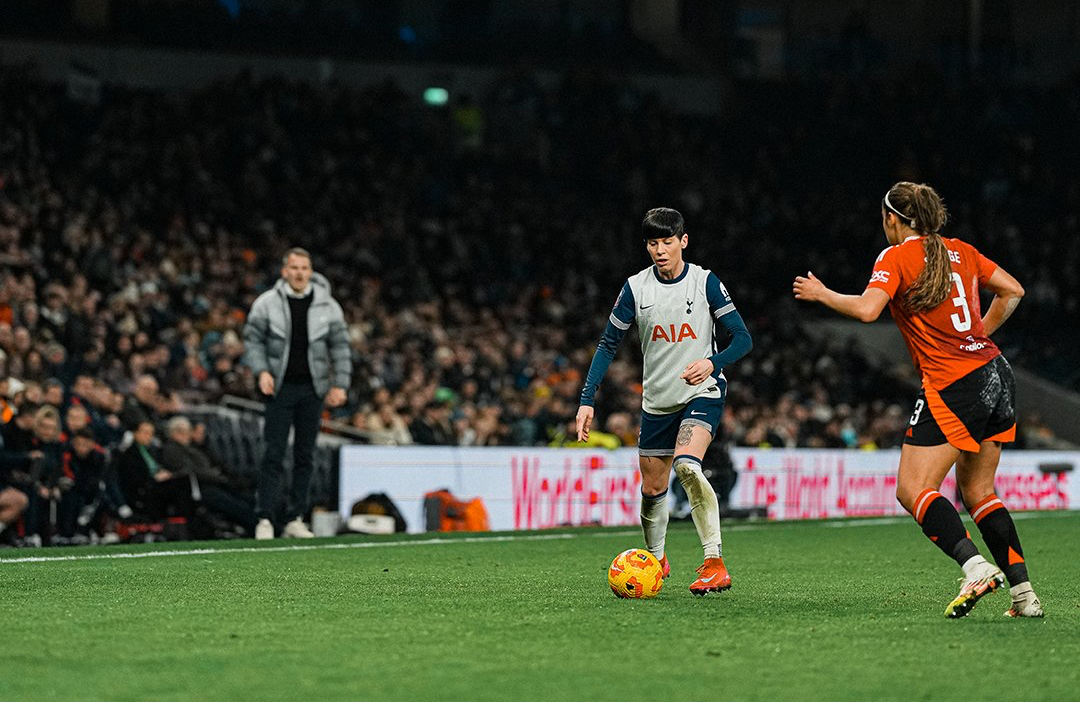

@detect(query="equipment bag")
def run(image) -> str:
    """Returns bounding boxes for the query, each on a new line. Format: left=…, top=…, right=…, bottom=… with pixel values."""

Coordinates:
left=423, top=489, right=490, bottom=532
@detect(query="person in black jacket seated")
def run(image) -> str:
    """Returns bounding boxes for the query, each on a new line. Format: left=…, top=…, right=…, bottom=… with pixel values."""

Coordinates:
left=64, top=427, right=132, bottom=538
left=115, top=421, right=195, bottom=525
left=24, top=405, right=70, bottom=545
left=160, top=415, right=256, bottom=535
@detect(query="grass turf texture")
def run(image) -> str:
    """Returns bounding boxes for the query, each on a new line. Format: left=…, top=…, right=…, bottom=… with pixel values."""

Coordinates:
left=3, top=512, right=1077, bottom=702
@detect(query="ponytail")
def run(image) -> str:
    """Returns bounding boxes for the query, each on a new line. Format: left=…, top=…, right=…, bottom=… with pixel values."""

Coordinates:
left=885, top=182, right=952, bottom=312
left=905, top=233, right=952, bottom=312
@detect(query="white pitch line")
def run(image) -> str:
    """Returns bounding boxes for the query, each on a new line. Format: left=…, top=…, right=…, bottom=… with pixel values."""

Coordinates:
left=2, top=511, right=1071, bottom=565
left=0, top=532, right=580, bottom=565
left=823, top=517, right=910, bottom=527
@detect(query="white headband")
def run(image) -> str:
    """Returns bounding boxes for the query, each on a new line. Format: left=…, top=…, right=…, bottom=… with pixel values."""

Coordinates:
left=883, top=191, right=917, bottom=229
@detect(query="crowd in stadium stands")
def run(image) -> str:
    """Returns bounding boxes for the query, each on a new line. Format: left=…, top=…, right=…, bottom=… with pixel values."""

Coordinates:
left=0, top=63, right=1077, bottom=544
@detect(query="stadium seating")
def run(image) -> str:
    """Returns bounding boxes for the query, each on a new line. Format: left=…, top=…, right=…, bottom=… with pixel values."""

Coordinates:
left=1, top=63, right=1076, bottom=544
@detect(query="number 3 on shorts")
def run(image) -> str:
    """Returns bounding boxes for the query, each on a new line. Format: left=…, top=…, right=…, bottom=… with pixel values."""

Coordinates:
left=910, top=398, right=925, bottom=426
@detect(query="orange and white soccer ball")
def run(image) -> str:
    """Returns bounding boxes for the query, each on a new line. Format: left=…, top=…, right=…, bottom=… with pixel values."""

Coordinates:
left=608, top=548, right=664, bottom=599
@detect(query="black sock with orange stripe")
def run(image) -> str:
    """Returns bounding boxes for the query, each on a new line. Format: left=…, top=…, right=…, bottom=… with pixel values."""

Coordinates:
left=969, top=493, right=1029, bottom=586
left=912, top=489, right=980, bottom=566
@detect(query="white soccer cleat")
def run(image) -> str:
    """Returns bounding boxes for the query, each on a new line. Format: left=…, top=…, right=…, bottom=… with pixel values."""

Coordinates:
left=254, top=518, right=275, bottom=540
left=944, top=561, right=1005, bottom=618
left=1005, top=586, right=1044, bottom=618
left=282, top=518, right=314, bottom=539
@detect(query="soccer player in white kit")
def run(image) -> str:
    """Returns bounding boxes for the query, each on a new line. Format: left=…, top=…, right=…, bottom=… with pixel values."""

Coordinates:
left=576, top=208, right=753, bottom=595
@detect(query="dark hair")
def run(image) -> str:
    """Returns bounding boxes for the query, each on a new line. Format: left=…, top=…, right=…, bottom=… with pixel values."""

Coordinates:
left=642, top=208, right=685, bottom=241
left=282, top=247, right=312, bottom=266
left=884, top=182, right=952, bottom=312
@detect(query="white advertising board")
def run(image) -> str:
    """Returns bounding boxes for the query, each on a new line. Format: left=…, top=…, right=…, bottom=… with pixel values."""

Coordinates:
left=339, top=446, right=1077, bottom=533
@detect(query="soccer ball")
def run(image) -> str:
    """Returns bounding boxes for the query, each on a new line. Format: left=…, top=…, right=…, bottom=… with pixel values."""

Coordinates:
left=608, top=548, right=664, bottom=599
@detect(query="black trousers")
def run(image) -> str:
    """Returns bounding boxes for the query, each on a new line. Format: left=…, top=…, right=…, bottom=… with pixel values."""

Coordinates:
left=256, top=380, right=322, bottom=523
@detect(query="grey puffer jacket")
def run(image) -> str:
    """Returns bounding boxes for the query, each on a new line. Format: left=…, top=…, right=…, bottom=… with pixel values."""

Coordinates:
left=242, top=272, right=351, bottom=398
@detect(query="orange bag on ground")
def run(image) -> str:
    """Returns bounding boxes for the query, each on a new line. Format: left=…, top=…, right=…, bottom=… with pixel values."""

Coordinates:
left=423, top=489, right=490, bottom=532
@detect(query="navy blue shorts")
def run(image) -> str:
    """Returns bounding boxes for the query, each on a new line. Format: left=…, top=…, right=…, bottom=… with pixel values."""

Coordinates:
left=638, top=394, right=726, bottom=457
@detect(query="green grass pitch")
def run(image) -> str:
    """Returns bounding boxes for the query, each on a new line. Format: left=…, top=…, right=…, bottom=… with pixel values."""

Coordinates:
left=2, top=512, right=1077, bottom=702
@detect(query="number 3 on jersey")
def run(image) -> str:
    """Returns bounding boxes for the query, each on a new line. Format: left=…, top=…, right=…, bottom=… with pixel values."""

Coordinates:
left=949, top=272, right=972, bottom=333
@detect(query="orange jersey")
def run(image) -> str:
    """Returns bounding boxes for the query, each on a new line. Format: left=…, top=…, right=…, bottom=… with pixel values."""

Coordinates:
left=865, top=236, right=1000, bottom=390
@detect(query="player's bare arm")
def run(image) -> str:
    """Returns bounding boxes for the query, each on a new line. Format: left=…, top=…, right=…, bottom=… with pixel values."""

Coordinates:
left=793, top=271, right=890, bottom=323
left=980, top=266, right=1025, bottom=336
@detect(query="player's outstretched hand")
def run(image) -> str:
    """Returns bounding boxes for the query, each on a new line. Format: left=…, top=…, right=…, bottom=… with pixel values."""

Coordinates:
left=793, top=271, right=825, bottom=302
left=680, top=359, right=714, bottom=386
left=576, top=405, right=594, bottom=442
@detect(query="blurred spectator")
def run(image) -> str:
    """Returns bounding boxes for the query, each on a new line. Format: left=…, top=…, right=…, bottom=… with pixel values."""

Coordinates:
left=548, top=415, right=621, bottom=449
left=1, top=402, right=42, bottom=475
left=23, top=405, right=68, bottom=545
left=63, top=404, right=91, bottom=436
left=160, top=415, right=255, bottom=535
left=63, top=427, right=122, bottom=541
left=120, top=375, right=165, bottom=431
left=366, top=402, right=413, bottom=446
left=114, top=421, right=195, bottom=524
left=1018, top=413, right=1073, bottom=450
left=0, top=58, right=1069, bottom=548
left=409, top=400, right=455, bottom=445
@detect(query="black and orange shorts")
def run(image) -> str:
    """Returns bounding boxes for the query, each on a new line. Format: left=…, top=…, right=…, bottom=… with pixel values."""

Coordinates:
left=904, top=355, right=1016, bottom=452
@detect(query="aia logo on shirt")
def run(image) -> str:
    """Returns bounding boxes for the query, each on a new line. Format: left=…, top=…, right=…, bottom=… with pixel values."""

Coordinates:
left=652, top=323, right=698, bottom=342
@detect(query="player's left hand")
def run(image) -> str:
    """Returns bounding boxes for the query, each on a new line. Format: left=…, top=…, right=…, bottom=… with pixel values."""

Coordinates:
left=793, top=271, right=826, bottom=301
left=326, top=387, right=347, bottom=407
left=680, top=359, right=714, bottom=386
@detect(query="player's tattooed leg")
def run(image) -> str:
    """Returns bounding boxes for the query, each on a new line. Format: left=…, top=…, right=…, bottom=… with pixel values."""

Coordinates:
left=676, top=424, right=693, bottom=446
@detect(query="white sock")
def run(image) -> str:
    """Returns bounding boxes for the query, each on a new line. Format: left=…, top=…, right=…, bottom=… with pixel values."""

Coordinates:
left=673, top=455, right=722, bottom=560
left=0, top=522, right=6, bottom=535
left=640, top=490, right=669, bottom=560
left=960, top=554, right=990, bottom=579
left=1010, top=582, right=1033, bottom=598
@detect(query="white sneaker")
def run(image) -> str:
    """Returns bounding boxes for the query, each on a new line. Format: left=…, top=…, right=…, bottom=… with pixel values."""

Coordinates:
left=254, top=518, right=275, bottom=540
left=944, top=560, right=1005, bottom=618
left=282, top=518, right=314, bottom=539
left=1005, top=584, right=1044, bottom=618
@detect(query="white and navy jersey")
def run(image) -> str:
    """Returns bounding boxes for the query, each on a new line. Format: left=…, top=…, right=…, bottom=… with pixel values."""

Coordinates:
left=581, top=262, right=752, bottom=416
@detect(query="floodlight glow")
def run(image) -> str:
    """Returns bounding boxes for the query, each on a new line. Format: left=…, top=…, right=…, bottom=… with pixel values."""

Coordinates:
left=424, top=87, right=449, bottom=106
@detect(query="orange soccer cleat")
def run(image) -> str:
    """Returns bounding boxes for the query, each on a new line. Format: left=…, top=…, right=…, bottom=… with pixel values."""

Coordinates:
left=659, top=555, right=671, bottom=579
left=689, top=557, right=731, bottom=596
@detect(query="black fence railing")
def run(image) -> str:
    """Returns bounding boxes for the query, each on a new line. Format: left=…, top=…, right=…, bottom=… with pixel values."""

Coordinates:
left=186, top=399, right=364, bottom=512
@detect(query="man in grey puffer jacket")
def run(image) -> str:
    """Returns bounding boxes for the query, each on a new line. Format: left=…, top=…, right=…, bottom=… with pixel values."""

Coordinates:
left=242, top=247, right=351, bottom=539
